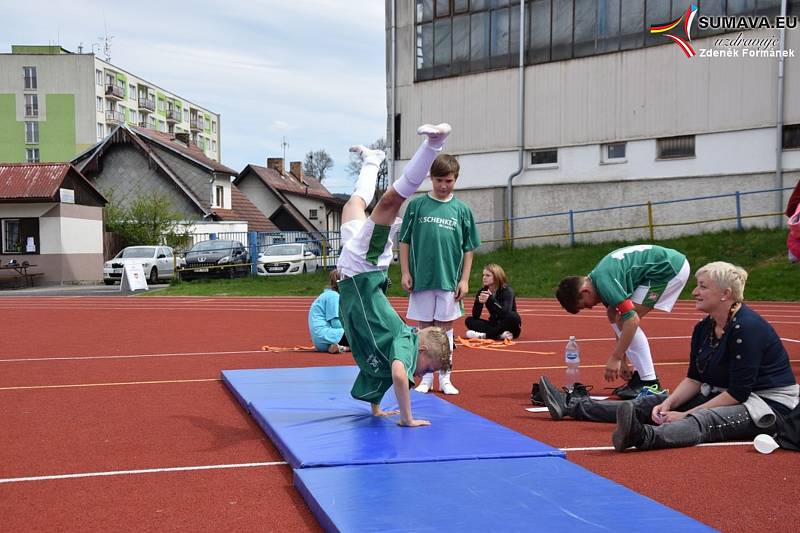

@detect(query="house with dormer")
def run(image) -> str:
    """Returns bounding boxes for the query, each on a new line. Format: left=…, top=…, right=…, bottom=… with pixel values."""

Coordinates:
left=72, top=124, right=276, bottom=247
left=235, top=158, right=343, bottom=239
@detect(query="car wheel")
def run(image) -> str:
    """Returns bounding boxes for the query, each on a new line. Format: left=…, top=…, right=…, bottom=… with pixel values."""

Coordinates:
left=148, top=267, right=159, bottom=285
left=104, top=280, right=115, bottom=286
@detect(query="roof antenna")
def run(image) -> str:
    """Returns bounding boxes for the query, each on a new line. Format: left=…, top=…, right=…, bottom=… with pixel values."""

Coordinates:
left=281, top=136, right=289, bottom=168
left=98, top=18, right=113, bottom=62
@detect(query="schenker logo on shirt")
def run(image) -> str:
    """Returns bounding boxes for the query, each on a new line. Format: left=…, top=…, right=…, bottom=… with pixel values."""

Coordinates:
left=418, top=216, right=457, bottom=231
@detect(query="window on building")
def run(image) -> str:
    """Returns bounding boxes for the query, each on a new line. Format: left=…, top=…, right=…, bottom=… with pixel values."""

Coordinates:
left=529, top=148, right=558, bottom=166
left=23, top=66, right=37, bottom=90
left=1, top=218, right=40, bottom=254
left=24, top=94, right=38, bottom=117
left=95, top=68, right=103, bottom=85
left=309, top=209, right=318, bottom=220
left=96, top=96, right=103, bottom=112
left=602, top=142, right=627, bottom=163
left=212, top=120, right=217, bottom=133
left=214, top=185, right=224, bottom=207
left=415, top=0, right=784, bottom=79
left=25, top=148, right=40, bottom=163
left=183, top=108, right=189, bottom=122
left=129, top=110, right=137, bottom=124
left=97, top=122, right=104, bottom=140
left=159, top=119, right=165, bottom=132
left=782, top=124, right=800, bottom=149
left=129, top=84, right=136, bottom=100
left=656, top=135, right=695, bottom=159
left=211, top=140, right=217, bottom=152
left=158, top=98, right=165, bottom=111
left=25, top=122, right=39, bottom=144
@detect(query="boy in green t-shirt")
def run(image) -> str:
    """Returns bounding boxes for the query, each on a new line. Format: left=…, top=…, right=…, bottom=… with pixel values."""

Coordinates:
left=336, top=123, right=454, bottom=427
left=398, top=154, right=481, bottom=395
left=554, top=244, right=690, bottom=399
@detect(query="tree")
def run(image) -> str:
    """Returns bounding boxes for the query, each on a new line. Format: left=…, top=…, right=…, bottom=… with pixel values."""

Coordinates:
left=303, top=149, right=334, bottom=182
left=346, top=138, right=389, bottom=194
left=103, top=188, right=194, bottom=250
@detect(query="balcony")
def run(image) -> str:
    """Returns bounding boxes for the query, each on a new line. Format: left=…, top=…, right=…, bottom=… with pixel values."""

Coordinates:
left=105, top=110, right=124, bottom=124
left=138, top=120, right=156, bottom=130
left=166, top=108, right=181, bottom=123
left=189, top=117, right=203, bottom=131
left=105, top=84, right=125, bottom=100
left=137, top=97, right=155, bottom=113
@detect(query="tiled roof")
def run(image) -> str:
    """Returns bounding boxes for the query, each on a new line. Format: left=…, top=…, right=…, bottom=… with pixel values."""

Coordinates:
left=214, top=186, right=279, bottom=232
left=246, top=164, right=341, bottom=204
left=129, top=126, right=237, bottom=175
left=0, top=163, right=105, bottom=202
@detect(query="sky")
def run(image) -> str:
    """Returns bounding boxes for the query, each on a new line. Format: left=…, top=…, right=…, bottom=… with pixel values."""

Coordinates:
left=5, top=0, right=388, bottom=193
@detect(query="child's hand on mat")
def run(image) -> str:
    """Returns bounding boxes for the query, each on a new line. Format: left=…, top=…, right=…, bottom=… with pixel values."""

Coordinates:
left=397, top=418, right=431, bottom=427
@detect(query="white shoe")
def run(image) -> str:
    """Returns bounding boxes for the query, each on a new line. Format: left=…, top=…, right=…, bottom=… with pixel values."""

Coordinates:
left=416, top=123, right=452, bottom=146
left=415, top=380, right=433, bottom=393
left=349, top=145, right=385, bottom=164
left=754, top=434, right=780, bottom=454
left=440, top=381, right=459, bottom=395
left=500, top=331, right=513, bottom=340
left=465, top=330, right=486, bottom=339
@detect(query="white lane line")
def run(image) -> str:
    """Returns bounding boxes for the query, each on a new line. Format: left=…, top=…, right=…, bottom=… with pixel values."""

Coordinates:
left=0, top=350, right=268, bottom=363
left=0, top=461, right=288, bottom=484
left=0, top=378, right=219, bottom=391
left=560, top=441, right=752, bottom=453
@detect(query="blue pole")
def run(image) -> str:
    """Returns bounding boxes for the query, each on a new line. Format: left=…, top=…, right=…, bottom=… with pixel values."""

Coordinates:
left=735, top=191, right=743, bottom=231
left=568, top=209, right=575, bottom=246
left=249, top=231, right=258, bottom=275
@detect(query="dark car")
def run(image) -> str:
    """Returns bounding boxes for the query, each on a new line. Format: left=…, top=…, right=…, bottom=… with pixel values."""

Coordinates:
left=178, top=239, right=250, bottom=280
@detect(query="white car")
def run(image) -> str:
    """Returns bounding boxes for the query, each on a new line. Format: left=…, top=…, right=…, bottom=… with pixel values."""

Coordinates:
left=257, top=243, right=319, bottom=276
left=103, top=245, right=180, bottom=285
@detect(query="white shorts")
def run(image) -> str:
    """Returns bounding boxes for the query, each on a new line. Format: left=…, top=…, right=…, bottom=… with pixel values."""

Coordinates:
left=337, top=217, right=401, bottom=278
left=406, top=289, right=463, bottom=322
left=631, top=259, right=690, bottom=312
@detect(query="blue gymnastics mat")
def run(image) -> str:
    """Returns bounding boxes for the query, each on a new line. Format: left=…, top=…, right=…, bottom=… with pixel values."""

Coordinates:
left=222, top=366, right=563, bottom=468
left=294, top=457, right=715, bottom=532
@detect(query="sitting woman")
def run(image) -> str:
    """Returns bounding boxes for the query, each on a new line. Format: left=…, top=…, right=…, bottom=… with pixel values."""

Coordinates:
left=537, top=261, right=798, bottom=453
left=308, top=269, right=349, bottom=354
left=464, top=263, right=521, bottom=341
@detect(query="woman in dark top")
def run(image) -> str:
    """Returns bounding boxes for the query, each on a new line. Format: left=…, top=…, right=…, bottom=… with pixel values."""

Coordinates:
left=464, top=263, right=521, bottom=340
left=537, top=261, right=798, bottom=452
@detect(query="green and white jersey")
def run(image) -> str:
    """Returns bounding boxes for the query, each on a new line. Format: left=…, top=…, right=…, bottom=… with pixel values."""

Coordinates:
left=338, top=270, right=417, bottom=404
left=589, top=244, right=687, bottom=313
left=399, top=194, right=481, bottom=292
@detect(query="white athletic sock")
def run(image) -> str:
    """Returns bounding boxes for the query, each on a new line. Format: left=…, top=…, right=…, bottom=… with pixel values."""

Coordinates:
left=611, top=323, right=657, bottom=381
left=349, top=146, right=385, bottom=205
left=439, top=329, right=455, bottom=382
left=391, top=123, right=451, bottom=198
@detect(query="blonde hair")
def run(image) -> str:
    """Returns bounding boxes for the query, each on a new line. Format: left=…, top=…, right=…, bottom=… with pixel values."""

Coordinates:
left=483, top=263, right=508, bottom=288
left=418, top=326, right=452, bottom=372
left=695, top=261, right=749, bottom=302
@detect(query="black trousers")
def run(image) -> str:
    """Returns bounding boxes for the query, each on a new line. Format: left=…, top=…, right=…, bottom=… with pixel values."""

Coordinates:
left=465, top=316, right=521, bottom=340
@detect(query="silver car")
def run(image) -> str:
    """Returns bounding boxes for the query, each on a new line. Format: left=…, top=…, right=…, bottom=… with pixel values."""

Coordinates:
left=103, top=246, right=179, bottom=285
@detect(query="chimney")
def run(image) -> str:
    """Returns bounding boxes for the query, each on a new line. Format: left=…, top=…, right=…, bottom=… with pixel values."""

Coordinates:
left=267, top=158, right=284, bottom=174
left=174, top=132, right=190, bottom=147
left=290, top=161, right=304, bottom=182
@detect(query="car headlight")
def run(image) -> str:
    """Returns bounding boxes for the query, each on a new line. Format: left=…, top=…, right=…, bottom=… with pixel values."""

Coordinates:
left=218, top=256, right=231, bottom=264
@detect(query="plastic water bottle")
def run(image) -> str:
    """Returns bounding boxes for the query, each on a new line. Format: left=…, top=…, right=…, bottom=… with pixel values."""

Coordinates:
left=564, top=336, right=580, bottom=391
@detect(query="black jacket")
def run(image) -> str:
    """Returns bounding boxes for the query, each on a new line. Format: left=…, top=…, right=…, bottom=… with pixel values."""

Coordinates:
left=471, top=285, right=521, bottom=325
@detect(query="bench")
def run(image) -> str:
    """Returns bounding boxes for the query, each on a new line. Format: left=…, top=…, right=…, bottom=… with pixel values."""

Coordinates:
left=0, top=267, right=43, bottom=289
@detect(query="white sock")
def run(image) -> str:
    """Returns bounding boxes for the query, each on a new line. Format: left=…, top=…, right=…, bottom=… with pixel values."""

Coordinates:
left=611, top=323, right=657, bottom=381
left=439, top=329, right=454, bottom=382
left=391, top=125, right=451, bottom=198
left=350, top=146, right=385, bottom=205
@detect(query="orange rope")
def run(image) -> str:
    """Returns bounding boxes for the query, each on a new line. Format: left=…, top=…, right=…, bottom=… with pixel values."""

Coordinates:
left=261, top=345, right=317, bottom=352
left=456, top=336, right=514, bottom=349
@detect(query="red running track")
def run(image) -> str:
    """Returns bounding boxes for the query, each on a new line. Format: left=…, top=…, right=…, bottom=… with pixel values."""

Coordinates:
left=0, top=296, right=797, bottom=532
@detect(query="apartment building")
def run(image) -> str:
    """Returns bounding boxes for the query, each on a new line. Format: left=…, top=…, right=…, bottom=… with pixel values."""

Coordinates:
left=0, top=45, right=221, bottom=165
left=388, top=1, right=800, bottom=246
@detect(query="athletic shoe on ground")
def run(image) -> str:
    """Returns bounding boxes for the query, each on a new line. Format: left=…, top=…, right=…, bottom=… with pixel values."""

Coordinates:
left=635, top=383, right=667, bottom=399
left=465, top=329, right=486, bottom=339
left=416, top=123, right=452, bottom=146
left=613, top=371, right=661, bottom=400
left=539, top=376, right=592, bottom=420
left=440, top=381, right=460, bottom=395
left=349, top=144, right=385, bottom=164
left=415, top=381, right=433, bottom=393
left=500, top=331, right=513, bottom=340
left=754, top=434, right=780, bottom=454
left=612, top=401, right=643, bottom=452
